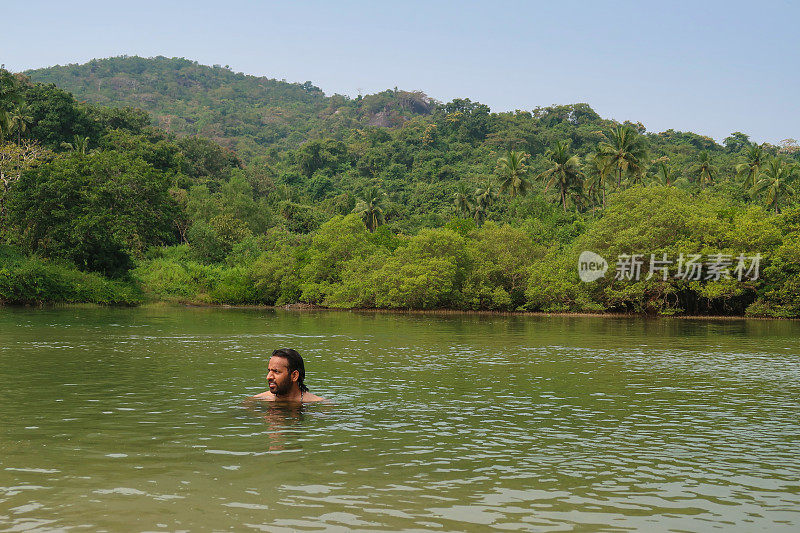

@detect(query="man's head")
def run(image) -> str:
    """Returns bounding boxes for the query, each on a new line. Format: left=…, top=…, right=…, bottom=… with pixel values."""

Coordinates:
left=267, top=348, right=309, bottom=396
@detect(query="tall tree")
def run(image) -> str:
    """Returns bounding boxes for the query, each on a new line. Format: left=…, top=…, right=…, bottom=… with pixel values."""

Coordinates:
left=690, top=151, right=716, bottom=186
left=537, top=141, right=583, bottom=212
left=453, top=182, right=472, bottom=217
left=584, top=152, right=612, bottom=208
left=472, top=202, right=487, bottom=227
left=0, top=110, right=9, bottom=142
left=0, top=70, right=21, bottom=143
left=61, top=135, right=90, bottom=155
left=582, top=173, right=603, bottom=212
left=751, top=159, right=798, bottom=213
left=353, top=186, right=386, bottom=232
left=0, top=141, right=47, bottom=227
left=736, top=144, right=767, bottom=189
left=21, top=83, right=97, bottom=149
left=723, top=131, right=751, bottom=153
left=653, top=161, right=679, bottom=186
left=475, top=178, right=496, bottom=208
left=597, top=125, right=647, bottom=187
left=6, top=150, right=178, bottom=276
left=473, top=178, right=497, bottom=227
left=9, top=103, right=33, bottom=145
left=495, top=150, right=530, bottom=198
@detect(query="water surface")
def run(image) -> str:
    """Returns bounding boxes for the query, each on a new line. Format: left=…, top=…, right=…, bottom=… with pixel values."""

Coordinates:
left=1, top=307, right=799, bottom=531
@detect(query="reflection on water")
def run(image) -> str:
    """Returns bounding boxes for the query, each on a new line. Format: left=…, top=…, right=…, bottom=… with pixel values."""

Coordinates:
left=1, top=307, right=799, bottom=531
left=242, top=399, right=321, bottom=452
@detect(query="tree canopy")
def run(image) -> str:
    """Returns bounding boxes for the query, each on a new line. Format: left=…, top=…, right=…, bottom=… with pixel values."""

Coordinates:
left=1, top=57, right=799, bottom=316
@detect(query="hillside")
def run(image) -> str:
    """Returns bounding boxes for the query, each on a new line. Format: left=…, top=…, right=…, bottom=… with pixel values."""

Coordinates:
left=4, top=56, right=800, bottom=316
left=26, top=56, right=434, bottom=160
left=14, top=56, right=792, bottom=235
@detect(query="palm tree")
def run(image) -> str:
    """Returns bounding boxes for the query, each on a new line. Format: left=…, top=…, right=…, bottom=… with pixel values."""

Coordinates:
left=453, top=182, right=472, bottom=217
left=582, top=174, right=603, bottom=212
left=597, top=125, right=647, bottom=188
left=495, top=150, right=530, bottom=198
left=690, top=151, right=716, bottom=186
left=61, top=135, right=90, bottom=155
left=537, top=141, right=584, bottom=212
left=584, top=152, right=612, bottom=207
left=736, top=144, right=767, bottom=189
left=9, top=103, right=32, bottom=145
left=0, top=80, right=22, bottom=143
left=472, top=202, right=487, bottom=227
left=353, top=186, right=386, bottom=232
left=0, top=109, right=9, bottom=142
left=751, top=159, right=798, bottom=213
left=653, top=161, right=680, bottom=186
left=475, top=177, right=497, bottom=209
left=472, top=178, right=496, bottom=227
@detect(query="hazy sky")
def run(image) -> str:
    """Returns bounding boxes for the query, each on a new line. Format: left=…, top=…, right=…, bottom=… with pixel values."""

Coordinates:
left=2, top=0, right=798, bottom=144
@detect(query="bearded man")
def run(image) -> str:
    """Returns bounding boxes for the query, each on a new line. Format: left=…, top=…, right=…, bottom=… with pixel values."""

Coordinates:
left=251, top=348, right=325, bottom=403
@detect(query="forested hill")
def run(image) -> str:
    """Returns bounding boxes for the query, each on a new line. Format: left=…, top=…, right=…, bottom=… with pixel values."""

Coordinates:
left=25, top=56, right=434, bottom=159
left=4, top=57, right=800, bottom=316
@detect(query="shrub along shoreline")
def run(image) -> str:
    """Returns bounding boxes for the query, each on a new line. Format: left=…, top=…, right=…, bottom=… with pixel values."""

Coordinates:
left=8, top=185, right=798, bottom=317
left=124, top=187, right=800, bottom=319
left=4, top=186, right=800, bottom=317
left=1, top=299, right=795, bottom=321
left=0, top=246, right=142, bottom=306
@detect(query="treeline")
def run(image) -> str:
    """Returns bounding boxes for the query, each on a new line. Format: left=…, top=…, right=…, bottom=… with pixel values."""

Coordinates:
left=2, top=57, right=799, bottom=316
left=133, top=188, right=800, bottom=317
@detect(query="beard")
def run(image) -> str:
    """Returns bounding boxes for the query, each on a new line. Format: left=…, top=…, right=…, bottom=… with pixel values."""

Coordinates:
left=268, top=379, right=293, bottom=396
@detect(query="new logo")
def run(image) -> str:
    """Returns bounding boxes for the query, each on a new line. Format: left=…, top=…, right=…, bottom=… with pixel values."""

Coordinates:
left=578, top=251, right=608, bottom=282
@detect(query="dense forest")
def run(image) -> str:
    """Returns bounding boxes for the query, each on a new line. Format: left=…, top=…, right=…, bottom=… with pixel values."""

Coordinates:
left=1, top=56, right=799, bottom=316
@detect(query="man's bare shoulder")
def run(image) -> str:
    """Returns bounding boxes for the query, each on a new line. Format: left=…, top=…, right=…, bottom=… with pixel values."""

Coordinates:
left=247, top=391, right=327, bottom=403
left=302, top=392, right=326, bottom=403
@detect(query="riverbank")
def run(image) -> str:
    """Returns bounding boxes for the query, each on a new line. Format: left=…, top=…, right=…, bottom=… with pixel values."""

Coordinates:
left=4, top=299, right=794, bottom=321
left=146, top=300, right=794, bottom=320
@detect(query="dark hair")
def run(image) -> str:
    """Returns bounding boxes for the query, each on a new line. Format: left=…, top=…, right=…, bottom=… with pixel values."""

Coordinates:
left=271, top=348, right=309, bottom=392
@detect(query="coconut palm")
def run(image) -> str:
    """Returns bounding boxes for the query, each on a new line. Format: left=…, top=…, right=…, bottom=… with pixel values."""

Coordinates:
left=472, top=202, right=487, bottom=227
left=0, top=109, right=9, bottom=142
left=690, top=151, right=716, bottom=186
left=453, top=182, right=472, bottom=217
left=61, top=135, right=90, bottom=155
left=495, top=150, right=530, bottom=198
left=653, top=161, right=680, bottom=186
left=9, top=103, right=32, bottom=145
left=597, top=125, right=647, bottom=188
left=584, top=152, right=612, bottom=207
left=0, top=80, right=22, bottom=142
left=751, top=159, right=798, bottom=213
left=471, top=178, right=497, bottom=227
left=537, top=141, right=584, bottom=212
left=353, top=186, right=386, bottom=232
left=736, top=144, right=767, bottom=189
left=475, top=177, right=497, bottom=209
left=582, top=174, right=603, bottom=212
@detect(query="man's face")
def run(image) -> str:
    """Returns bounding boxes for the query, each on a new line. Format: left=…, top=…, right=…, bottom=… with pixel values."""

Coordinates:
left=267, top=356, right=296, bottom=396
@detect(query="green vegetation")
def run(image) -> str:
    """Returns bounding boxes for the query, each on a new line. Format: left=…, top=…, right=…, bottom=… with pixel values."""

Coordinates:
left=2, top=56, right=799, bottom=315
left=0, top=246, right=141, bottom=305
left=25, top=56, right=434, bottom=161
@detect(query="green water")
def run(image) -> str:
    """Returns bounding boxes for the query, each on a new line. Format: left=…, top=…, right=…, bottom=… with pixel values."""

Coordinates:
left=1, top=307, right=799, bottom=531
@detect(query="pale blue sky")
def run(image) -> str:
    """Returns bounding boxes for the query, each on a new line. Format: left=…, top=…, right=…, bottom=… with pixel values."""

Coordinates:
left=2, top=0, right=798, bottom=144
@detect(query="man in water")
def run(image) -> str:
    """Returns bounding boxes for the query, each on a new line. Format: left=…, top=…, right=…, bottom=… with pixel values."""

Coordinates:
left=252, top=348, right=325, bottom=402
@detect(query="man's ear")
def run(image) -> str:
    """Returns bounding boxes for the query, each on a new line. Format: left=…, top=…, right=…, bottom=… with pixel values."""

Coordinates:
left=291, top=369, right=299, bottom=383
